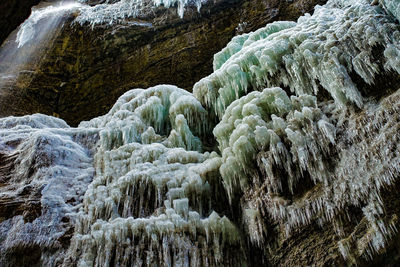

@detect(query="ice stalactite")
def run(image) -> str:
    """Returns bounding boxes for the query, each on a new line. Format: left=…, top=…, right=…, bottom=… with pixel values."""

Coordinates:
left=214, top=87, right=335, bottom=200
left=152, top=0, right=206, bottom=17
left=380, top=0, right=400, bottom=21
left=194, top=0, right=400, bottom=118
left=213, top=87, right=337, bottom=242
left=204, top=0, right=400, bottom=261
left=64, top=85, right=244, bottom=266
left=332, top=90, right=400, bottom=260
left=213, top=82, right=400, bottom=262
left=76, top=0, right=208, bottom=26
left=212, top=21, right=297, bottom=72
left=0, top=114, right=98, bottom=266
left=80, top=85, right=210, bottom=151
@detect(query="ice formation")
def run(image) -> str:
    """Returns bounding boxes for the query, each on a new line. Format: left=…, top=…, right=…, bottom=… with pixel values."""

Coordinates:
left=213, top=84, right=400, bottom=260
left=2, top=0, right=400, bottom=265
left=62, top=85, right=244, bottom=266
left=214, top=87, right=335, bottom=202
left=212, top=21, right=297, bottom=72
left=380, top=0, right=400, bottom=21
left=205, top=0, right=400, bottom=261
left=0, top=114, right=98, bottom=265
left=194, top=0, right=400, bottom=118
left=80, top=85, right=210, bottom=150
left=76, top=0, right=208, bottom=25
left=65, top=143, right=243, bottom=266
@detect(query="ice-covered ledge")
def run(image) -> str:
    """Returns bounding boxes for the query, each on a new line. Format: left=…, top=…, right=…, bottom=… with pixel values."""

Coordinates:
left=76, top=0, right=211, bottom=24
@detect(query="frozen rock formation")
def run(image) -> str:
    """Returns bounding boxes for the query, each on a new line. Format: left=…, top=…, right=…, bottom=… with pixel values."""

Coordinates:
left=1, top=0, right=400, bottom=266
left=194, top=0, right=400, bottom=117
left=62, top=85, right=244, bottom=266
left=0, top=114, right=98, bottom=265
left=76, top=0, right=208, bottom=24
left=197, top=0, right=400, bottom=264
left=380, top=0, right=400, bottom=21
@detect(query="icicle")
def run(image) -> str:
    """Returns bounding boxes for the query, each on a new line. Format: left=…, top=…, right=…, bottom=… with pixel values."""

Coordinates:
left=194, top=0, right=400, bottom=117
left=64, top=85, right=244, bottom=266
left=76, top=0, right=208, bottom=26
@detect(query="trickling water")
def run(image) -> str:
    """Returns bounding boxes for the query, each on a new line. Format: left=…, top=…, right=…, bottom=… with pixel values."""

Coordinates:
left=16, top=1, right=83, bottom=48
left=0, top=0, right=83, bottom=91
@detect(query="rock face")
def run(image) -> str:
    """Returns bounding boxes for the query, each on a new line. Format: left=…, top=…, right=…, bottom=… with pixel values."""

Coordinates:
left=0, top=0, right=326, bottom=126
left=0, top=0, right=40, bottom=45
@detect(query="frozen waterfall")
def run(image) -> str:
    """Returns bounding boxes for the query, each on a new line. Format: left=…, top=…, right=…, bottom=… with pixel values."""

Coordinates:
left=1, top=0, right=400, bottom=266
